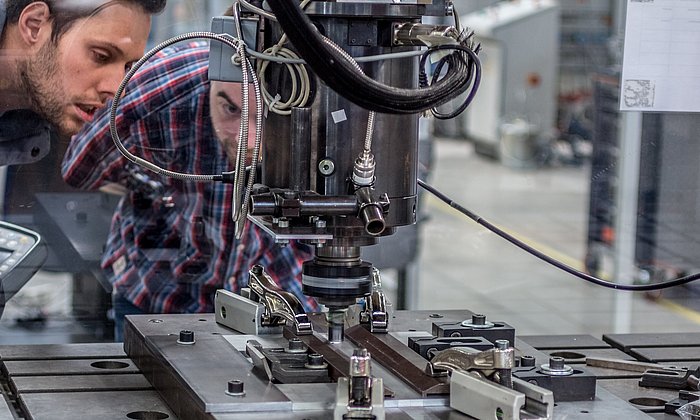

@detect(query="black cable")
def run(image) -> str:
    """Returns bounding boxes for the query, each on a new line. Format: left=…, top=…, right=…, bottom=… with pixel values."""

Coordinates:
left=418, top=179, right=700, bottom=291
left=265, top=0, right=476, bottom=114
left=420, top=44, right=482, bottom=120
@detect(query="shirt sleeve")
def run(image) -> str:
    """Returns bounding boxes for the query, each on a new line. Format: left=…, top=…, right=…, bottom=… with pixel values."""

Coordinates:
left=61, top=95, right=141, bottom=190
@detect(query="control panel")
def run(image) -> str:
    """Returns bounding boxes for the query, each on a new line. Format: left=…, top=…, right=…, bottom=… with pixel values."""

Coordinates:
left=0, top=221, right=47, bottom=314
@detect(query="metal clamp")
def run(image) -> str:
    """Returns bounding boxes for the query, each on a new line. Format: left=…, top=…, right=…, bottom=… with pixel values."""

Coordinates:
left=334, top=349, right=385, bottom=420
left=359, top=268, right=388, bottom=333
left=248, top=264, right=312, bottom=335
left=429, top=346, right=553, bottom=420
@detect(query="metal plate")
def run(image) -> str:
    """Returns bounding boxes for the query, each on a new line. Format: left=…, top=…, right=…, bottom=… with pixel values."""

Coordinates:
left=144, top=334, right=291, bottom=414
left=519, top=335, right=611, bottom=350
left=554, top=387, right=655, bottom=419
left=3, top=359, right=139, bottom=376
left=11, top=374, right=152, bottom=393
left=603, top=333, right=700, bottom=352
left=597, top=378, right=680, bottom=413
left=19, top=390, right=176, bottom=420
left=0, top=343, right=126, bottom=361
left=213, top=407, right=474, bottom=420
left=0, top=395, right=14, bottom=420
left=630, top=347, right=700, bottom=363
left=125, top=313, right=232, bottom=337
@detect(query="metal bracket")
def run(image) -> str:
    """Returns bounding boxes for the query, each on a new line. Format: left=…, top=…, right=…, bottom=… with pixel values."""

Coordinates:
left=214, top=289, right=282, bottom=335
left=248, top=265, right=313, bottom=335
left=450, top=371, right=553, bottom=420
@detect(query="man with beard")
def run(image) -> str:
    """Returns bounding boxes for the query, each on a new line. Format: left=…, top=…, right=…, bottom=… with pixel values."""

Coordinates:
left=0, top=1, right=166, bottom=161
left=62, top=41, right=316, bottom=341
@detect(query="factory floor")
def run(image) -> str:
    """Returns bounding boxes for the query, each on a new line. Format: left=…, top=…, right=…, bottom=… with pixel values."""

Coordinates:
left=413, top=137, right=700, bottom=336
left=1, top=136, right=699, bottom=344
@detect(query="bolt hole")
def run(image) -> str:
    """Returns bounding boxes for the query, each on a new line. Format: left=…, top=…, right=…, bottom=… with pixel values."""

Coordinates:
left=126, top=411, right=169, bottom=420
left=220, top=306, right=227, bottom=319
left=550, top=351, right=586, bottom=360
left=31, top=147, right=41, bottom=157
left=629, top=397, right=666, bottom=407
left=580, top=410, right=589, bottom=414
left=496, top=407, right=504, bottom=420
left=91, top=361, right=130, bottom=370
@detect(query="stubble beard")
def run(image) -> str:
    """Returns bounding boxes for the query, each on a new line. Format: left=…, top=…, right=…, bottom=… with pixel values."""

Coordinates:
left=18, top=41, right=68, bottom=136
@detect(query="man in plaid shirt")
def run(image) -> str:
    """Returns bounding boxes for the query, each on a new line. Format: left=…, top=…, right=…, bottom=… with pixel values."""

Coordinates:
left=62, top=42, right=316, bottom=340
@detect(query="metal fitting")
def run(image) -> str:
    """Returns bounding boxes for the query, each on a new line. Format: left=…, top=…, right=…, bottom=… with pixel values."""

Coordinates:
left=461, top=314, right=495, bottom=329
left=540, top=357, right=574, bottom=376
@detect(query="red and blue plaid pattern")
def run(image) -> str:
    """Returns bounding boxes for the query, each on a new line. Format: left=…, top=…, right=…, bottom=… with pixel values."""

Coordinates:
left=62, top=43, right=316, bottom=314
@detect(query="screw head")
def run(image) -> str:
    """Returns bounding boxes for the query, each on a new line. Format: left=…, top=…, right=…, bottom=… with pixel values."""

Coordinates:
left=177, top=330, right=195, bottom=345
left=305, top=353, right=328, bottom=370
left=520, top=355, right=536, bottom=367
left=286, top=338, right=307, bottom=353
left=495, top=339, right=510, bottom=350
left=226, top=379, right=245, bottom=396
left=318, top=159, right=335, bottom=176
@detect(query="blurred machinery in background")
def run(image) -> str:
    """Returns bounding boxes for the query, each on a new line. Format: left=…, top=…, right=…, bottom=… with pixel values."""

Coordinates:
left=460, top=0, right=559, bottom=168
left=587, top=72, right=700, bottom=288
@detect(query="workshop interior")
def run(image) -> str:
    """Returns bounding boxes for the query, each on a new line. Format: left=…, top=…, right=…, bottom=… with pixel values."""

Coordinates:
left=1, top=0, right=700, bottom=418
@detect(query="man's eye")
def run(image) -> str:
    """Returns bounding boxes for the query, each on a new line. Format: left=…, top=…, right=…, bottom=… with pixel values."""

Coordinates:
left=224, top=103, right=240, bottom=115
left=92, top=50, right=110, bottom=63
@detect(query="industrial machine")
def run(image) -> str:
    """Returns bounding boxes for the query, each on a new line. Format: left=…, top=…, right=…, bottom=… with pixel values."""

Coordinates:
left=1, top=1, right=699, bottom=419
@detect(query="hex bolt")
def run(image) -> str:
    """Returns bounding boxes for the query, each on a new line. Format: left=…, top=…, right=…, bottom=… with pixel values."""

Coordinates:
left=495, top=339, right=510, bottom=350
left=226, top=379, right=245, bottom=396
left=177, top=330, right=195, bottom=345
left=520, top=355, right=536, bottom=367
left=278, top=218, right=290, bottom=228
left=286, top=338, right=307, bottom=353
left=305, top=353, right=328, bottom=369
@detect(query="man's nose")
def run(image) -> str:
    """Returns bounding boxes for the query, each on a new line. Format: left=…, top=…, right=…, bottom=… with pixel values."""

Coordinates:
left=97, top=65, right=128, bottom=103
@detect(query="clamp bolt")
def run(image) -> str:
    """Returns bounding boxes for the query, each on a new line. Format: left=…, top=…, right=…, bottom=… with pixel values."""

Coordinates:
left=305, top=353, right=328, bottom=370
left=520, top=355, right=536, bottom=367
left=461, top=313, right=495, bottom=329
left=226, top=379, right=245, bottom=396
left=540, top=356, right=574, bottom=376
left=495, top=339, right=510, bottom=350
left=286, top=338, right=307, bottom=354
left=177, top=330, right=195, bottom=345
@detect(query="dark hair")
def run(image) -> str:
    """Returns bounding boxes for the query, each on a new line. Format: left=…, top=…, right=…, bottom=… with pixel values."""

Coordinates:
left=5, top=1, right=167, bottom=42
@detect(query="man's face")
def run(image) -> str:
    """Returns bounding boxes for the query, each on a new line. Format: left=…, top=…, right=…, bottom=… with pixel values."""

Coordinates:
left=19, top=3, right=152, bottom=137
left=209, top=81, right=257, bottom=164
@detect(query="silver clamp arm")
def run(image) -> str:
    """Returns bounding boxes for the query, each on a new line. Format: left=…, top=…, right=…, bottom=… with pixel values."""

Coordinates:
left=428, top=346, right=553, bottom=420
left=248, top=264, right=312, bottom=335
left=360, top=267, right=388, bottom=333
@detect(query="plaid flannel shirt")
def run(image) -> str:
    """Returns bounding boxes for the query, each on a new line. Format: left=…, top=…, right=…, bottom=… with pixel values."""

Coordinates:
left=62, top=43, right=316, bottom=313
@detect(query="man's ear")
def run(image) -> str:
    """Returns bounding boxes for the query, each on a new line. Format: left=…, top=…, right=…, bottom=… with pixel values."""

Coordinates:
left=17, top=2, right=53, bottom=48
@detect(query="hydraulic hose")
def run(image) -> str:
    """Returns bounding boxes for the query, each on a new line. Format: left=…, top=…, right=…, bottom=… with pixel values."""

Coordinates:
left=265, top=0, right=474, bottom=114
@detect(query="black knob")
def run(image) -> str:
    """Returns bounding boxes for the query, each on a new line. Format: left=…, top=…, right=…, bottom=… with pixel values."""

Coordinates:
left=472, top=314, right=487, bottom=325
left=520, top=355, right=536, bottom=367
left=178, top=330, right=195, bottom=344
left=227, top=380, right=244, bottom=395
